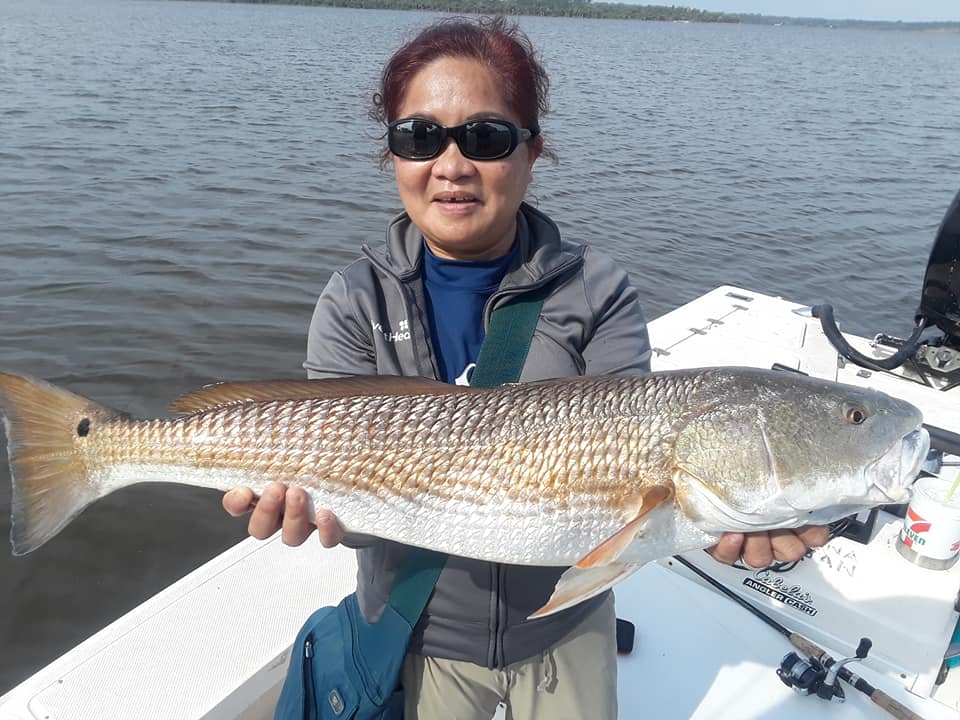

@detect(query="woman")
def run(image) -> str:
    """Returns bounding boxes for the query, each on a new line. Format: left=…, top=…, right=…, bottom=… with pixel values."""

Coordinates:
left=224, top=16, right=828, bottom=719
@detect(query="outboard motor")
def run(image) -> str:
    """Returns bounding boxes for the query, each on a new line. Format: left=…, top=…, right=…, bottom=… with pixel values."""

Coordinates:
left=813, top=188, right=960, bottom=388
left=916, top=190, right=960, bottom=371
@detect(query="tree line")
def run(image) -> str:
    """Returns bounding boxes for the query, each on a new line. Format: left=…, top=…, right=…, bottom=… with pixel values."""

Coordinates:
left=216, top=0, right=737, bottom=22
left=203, top=0, right=960, bottom=29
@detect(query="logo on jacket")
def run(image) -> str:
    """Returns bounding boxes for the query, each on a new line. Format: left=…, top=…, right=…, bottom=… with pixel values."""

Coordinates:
left=372, top=319, right=410, bottom=343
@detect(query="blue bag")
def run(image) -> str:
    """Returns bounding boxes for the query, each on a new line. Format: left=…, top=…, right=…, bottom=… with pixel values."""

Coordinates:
left=274, top=292, right=546, bottom=719
left=274, top=595, right=407, bottom=719
left=274, top=548, right=446, bottom=720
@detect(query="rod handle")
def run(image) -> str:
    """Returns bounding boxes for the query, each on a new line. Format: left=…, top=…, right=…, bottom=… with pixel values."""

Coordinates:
left=869, top=689, right=927, bottom=720
left=787, top=633, right=824, bottom=660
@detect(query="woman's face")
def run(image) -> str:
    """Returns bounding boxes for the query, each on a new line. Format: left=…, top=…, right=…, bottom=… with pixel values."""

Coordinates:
left=392, top=56, right=540, bottom=260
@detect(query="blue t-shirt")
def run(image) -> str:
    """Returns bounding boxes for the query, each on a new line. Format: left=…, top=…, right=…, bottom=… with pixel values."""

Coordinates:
left=422, top=243, right=517, bottom=385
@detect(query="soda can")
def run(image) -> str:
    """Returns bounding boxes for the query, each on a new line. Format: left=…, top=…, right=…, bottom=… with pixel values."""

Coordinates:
left=896, top=474, right=960, bottom=571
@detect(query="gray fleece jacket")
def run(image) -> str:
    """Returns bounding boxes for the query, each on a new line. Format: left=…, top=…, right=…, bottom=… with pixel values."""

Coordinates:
left=303, top=202, right=651, bottom=668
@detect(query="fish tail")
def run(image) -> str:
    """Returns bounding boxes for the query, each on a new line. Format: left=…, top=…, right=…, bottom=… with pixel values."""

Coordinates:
left=0, top=372, right=115, bottom=555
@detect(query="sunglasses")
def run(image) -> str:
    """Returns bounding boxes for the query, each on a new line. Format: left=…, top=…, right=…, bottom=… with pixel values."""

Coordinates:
left=387, top=118, right=538, bottom=161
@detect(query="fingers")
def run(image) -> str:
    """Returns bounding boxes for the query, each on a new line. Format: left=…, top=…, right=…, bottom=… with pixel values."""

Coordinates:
left=740, top=532, right=775, bottom=568
left=316, top=509, right=346, bottom=548
left=708, top=525, right=832, bottom=568
left=796, top=524, right=831, bottom=549
left=224, top=483, right=333, bottom=548
left=707, top=532, right=745, bottom=565
left=222, top=486, right=256, bottom=516
left=247, top=482, right=287, bottom=540
left=707, top=532, right=775, bottom=567
left=769, top=529, right=807, bottom=563
left=769, top=525, right=830, bottom=562
left=281, top=487, right=316, bottom=547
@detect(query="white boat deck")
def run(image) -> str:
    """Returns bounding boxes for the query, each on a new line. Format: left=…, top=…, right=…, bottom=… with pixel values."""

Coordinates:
left=0, top=536, right=356, bottom=720
left=2, top=285, right=959, bottom=720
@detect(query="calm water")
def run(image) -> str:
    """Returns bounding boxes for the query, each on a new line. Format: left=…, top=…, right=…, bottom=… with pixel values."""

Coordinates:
left=1, top=0, right=958, bottom=693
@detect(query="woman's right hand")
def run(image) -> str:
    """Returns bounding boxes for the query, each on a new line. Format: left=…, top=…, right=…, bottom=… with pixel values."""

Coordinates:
left=222, top=482, right=346, bottom=548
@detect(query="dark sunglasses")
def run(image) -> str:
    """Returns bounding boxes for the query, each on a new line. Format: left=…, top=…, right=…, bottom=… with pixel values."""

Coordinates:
left=387, top=118, right=538, bottom=161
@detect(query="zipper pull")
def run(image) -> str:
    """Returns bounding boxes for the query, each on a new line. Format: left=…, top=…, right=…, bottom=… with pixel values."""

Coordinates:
left=304, top=639, right=314, bottom=659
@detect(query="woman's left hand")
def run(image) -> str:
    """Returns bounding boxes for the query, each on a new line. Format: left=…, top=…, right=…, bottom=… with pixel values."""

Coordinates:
left=708, top=526, right=831, bottom=567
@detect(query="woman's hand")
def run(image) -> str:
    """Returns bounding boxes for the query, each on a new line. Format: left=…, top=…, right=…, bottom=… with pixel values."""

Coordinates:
left=708, top=526, right=831, bottom=567
left=222, top=483, right=346, bottom=548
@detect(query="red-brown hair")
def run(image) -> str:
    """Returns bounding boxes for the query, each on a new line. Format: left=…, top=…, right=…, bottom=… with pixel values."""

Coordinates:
left=371, top=15, right=551, bottom=164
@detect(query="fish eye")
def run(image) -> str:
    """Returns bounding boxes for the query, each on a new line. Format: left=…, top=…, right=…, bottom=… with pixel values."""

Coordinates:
left=846, top=406, right=867, bottom=425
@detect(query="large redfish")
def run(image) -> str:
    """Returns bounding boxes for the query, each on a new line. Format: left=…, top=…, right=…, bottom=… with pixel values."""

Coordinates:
left=0, top=368, right=928, bottom=617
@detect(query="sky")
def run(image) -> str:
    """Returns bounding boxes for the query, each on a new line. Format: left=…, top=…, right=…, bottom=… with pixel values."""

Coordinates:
left=692, top=1, right=959, bottom=22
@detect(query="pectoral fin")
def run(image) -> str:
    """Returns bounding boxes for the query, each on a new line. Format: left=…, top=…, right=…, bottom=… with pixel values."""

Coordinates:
left=529, top=562, right=644, bottom=619
left=527, top=485, right=672, bottom=619
left=575, top=485, right=672, bottom=568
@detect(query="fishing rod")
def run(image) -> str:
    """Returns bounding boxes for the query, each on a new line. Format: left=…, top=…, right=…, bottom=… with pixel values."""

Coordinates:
left=671, top=555, right=927, bottom=720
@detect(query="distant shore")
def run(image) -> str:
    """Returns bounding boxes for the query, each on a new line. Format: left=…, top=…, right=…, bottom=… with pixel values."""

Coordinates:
left=191, top=0, right=960, bottom=30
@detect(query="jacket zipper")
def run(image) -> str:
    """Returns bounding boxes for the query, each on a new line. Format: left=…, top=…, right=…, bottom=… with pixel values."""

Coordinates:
left=303, top=637, right=317, bottom=720
left=488, top=562, right=501, bottom=668
left=494, top=563, right=508, bottom=667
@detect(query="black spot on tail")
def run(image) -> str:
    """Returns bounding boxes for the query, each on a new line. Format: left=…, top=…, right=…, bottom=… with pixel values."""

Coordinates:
left=77, top=418, right=90, bottom=437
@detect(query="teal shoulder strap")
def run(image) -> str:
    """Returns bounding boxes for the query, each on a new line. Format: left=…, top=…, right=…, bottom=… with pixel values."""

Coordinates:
left=388, top=287, right=547, bottom=624
left=471, top=288, right=547, bottom=388
left=389, top=546, right=449, bottom=625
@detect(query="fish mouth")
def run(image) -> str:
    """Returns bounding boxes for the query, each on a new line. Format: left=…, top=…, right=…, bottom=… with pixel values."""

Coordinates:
left=870, top=427, right=929, bottom=502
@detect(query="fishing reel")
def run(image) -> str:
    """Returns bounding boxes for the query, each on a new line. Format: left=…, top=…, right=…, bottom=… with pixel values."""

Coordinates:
left=777, top=638, right=872, bottom=702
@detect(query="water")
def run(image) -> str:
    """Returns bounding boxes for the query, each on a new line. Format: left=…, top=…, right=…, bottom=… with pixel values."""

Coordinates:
left=1, top=0, right=958, bottom=694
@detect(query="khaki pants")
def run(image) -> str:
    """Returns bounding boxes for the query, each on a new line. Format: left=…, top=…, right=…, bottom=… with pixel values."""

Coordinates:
left=402, top=594, right=617, bottom=720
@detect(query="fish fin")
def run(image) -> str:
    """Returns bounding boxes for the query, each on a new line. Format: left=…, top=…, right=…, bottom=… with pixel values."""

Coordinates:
left=0, top=373, right=115, bottom=555
left=169, top=376, right=475, bottom=414
left=575, top=485, right=673, bottom=568
left=529, top=562, right=644, bottom=619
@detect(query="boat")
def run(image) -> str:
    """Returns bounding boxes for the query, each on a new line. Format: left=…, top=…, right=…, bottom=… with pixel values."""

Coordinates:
left=2, top=191, right=960, bottom=719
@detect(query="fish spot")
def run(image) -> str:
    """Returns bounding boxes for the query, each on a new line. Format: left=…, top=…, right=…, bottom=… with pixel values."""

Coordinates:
left=77, top=418, right=91, bottom=437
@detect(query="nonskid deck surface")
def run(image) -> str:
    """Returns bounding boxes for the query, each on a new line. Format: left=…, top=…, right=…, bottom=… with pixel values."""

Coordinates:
left=2, top=286, right=959, bottom=720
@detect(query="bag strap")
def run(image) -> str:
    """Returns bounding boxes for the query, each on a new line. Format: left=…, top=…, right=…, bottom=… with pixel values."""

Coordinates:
left=389, top=547, right=448, bottom=625
left=471, top=288, right=547, bottom=388
left=387, top=287, right=548, bottom=625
